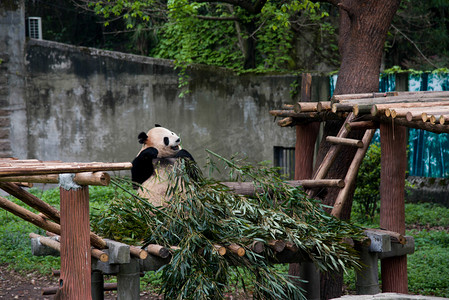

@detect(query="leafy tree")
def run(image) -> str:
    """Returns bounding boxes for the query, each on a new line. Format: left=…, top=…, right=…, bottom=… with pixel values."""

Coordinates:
left=77, top=0, right=331, bottom=71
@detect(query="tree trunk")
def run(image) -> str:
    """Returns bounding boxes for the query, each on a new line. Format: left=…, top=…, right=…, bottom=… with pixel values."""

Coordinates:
left=317, top=1, right=401, bottom=299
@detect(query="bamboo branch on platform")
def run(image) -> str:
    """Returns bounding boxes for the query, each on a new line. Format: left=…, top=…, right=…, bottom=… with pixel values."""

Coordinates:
left=221, top=179, right=345, bottom=196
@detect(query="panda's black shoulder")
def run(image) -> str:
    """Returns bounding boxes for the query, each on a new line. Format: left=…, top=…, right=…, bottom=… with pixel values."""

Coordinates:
left=131, top=147, right=158, bottom=188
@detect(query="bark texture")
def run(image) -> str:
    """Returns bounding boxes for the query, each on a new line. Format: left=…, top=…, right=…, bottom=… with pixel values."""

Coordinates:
left=379, top=122, right=408, bottom=293
left=55, top=186, right=92, bottom=300
left=317, top=1, right=401, bottom=298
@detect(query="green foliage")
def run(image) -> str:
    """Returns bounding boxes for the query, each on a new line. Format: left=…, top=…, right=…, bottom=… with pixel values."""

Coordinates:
left=94, top=151, right=363, bottom=299
left=405, top=203, right=449, bottom=228
left=88, top=0, right=331, bottom=73
left=407, top=229, right=449, bottom=297
left=352, top=143, right=381, bottom=221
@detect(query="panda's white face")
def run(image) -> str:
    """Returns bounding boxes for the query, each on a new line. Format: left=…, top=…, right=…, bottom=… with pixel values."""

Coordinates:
left=145, top=127, right=181, bottom=158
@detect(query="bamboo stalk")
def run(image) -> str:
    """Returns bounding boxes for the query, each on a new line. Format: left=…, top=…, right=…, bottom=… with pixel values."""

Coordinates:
left=146, top=244, right=170, bottom=258
left=0, top=162, right=132, bottom=177
left=130, top=245, right=148, bottom=260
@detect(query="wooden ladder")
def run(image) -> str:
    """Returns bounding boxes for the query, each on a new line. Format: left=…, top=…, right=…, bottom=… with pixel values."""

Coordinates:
left=306, top=113, right=376, bottom=218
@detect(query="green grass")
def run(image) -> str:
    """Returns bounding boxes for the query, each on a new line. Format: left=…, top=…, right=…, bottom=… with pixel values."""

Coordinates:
left=1, top=184, right=449, bottom=297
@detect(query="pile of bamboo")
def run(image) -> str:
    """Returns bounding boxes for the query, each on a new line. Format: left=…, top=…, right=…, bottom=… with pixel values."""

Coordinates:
left=270, top=91, right=449, bottom=134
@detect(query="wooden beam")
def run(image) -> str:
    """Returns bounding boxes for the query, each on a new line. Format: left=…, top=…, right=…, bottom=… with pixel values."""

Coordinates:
left=57, top=184, right=92, bottom=299
left=0, top=172, right=111, bottom=186
left=29, top=233, right=108, bottom=262
left=0, top=182, right=61, bottom=223
left=0, top=162, right=132, bottom=177
left=379, top=122, right=408, bottom=294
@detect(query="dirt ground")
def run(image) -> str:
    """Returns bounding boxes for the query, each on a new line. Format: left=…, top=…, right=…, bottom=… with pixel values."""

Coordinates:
left=0, top=263, right=163, bottom=299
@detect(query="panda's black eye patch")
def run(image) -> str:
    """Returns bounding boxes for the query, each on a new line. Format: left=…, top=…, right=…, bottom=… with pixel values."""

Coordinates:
left=164, top=137, right=169, bottom=146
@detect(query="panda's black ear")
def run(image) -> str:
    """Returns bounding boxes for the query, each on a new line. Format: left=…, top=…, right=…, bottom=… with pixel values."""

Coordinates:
left=138, top=132, right=148, bottom=144
left=155, top=124, right=161, bottom=127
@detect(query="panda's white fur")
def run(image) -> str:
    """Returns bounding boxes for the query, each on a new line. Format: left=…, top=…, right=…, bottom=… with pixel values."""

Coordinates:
left=131, top=125, right=194, bottom=207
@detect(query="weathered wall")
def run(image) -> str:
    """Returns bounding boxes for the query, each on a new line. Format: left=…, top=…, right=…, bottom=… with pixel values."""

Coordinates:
left=0, top=0, right=331, bottom=172
left=0, top=0, right=27, bottom=159
left=22, top=39, right=330, bottom=169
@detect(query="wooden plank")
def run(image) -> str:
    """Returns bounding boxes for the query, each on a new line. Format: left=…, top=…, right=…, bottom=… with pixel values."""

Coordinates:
left=0, top=162, right=132, bottom=177
left=0, top=172, right=110, bottom=186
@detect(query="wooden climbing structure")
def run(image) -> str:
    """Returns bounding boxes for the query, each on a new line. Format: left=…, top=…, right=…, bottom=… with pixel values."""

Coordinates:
left=270, top=74, right=449, bottom=295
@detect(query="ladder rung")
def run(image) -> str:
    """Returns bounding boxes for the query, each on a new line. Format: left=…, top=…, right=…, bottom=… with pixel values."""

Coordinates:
left=326, top=136, right=363, bottom=148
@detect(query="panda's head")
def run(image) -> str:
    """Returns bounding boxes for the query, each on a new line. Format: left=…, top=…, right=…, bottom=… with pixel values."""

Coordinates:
left=138, top=124, right=181, bottom=158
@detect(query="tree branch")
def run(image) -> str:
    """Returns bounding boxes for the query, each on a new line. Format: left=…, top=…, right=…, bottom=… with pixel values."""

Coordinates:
left=196, top=15, right=239, bottom=21
left=194, top=0, right=267, bottom=14
left=391, top=24, right=438, bottom=69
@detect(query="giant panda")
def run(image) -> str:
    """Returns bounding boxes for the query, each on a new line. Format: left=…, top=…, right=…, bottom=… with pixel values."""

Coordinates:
left=131, top=124, right=196, bottom=206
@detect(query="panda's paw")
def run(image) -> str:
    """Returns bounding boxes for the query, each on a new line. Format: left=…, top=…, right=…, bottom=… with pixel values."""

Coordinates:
left=140, top=147, right=159, bottom=159
left=175, top=149, right=194, bottom=161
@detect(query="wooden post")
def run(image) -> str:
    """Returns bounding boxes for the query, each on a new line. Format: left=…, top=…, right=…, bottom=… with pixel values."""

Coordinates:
left=379, top=123, right=408, bottom=294
left=289, top=73, right=321, bottom=300
left=55, top=174, right=92, bottom=300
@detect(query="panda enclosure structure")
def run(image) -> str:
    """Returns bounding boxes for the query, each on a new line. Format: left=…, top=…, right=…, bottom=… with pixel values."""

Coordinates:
left=270, top=73, right=449, bottom=295
left=0, top=83, right=447, bottom=298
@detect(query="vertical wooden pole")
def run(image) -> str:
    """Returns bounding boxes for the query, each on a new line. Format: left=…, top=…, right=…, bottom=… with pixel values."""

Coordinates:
left=380, top=123, right=408, bottom=294
left=289, top=73, right=320, bottom=299
left=56, top=174, right=92, bottom=300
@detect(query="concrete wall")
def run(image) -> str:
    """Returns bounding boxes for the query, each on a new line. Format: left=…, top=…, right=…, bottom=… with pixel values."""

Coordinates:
left=22, top=40, right=330, bottom=170
left=1, top=1, right=331, bottom=173
left=0, top=0, right=27, bottom=159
